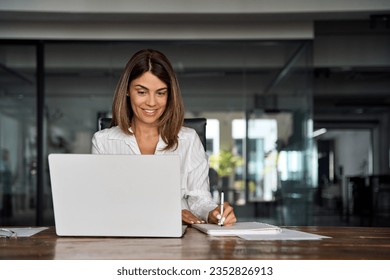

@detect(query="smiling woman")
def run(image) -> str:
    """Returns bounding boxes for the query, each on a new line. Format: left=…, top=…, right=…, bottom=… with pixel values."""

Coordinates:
left=91, top=49, right=237, bottom=227
left=130, top=74, right=167, bottom=123
left=109, top=49, right=185, bottom=152
left=128, top=72, right=168, bottom=154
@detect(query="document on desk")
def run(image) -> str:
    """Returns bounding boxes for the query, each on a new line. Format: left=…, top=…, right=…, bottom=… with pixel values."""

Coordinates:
left=0, top=227, right=48, bottom=237
left=192, top=222, right=282, bottom=236
left=238, top=228, right=331, bottom=240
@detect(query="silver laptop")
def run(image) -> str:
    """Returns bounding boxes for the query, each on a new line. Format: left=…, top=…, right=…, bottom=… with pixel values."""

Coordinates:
left=48, top=154, right=183, bottom=237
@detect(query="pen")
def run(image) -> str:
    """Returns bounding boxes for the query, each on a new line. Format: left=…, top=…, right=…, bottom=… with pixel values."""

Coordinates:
left=219, top=192, right=224, bottom=226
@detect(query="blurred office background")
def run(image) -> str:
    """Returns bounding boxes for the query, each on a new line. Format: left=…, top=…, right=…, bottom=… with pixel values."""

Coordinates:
left=0, top=1, right=389, bottom=227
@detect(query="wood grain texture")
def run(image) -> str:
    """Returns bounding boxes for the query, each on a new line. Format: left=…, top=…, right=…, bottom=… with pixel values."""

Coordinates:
left=1, top=226, right=390, bottom=260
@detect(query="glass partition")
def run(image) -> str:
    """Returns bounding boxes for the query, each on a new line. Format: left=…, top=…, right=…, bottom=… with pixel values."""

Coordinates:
left=245, top=42, right=314, bottom=225
left=0, top=44, right=37, bottom=225
left=1, top=40, right=313, bottom=226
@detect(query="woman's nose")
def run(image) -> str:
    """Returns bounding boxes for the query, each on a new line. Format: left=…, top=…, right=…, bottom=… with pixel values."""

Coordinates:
left=146, top=93, right=156, bottom=106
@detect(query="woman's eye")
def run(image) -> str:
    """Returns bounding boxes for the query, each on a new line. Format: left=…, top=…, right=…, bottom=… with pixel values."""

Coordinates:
left=137, top=91, right=146, bottom=95
left=157, top=91, right=167, bottom=96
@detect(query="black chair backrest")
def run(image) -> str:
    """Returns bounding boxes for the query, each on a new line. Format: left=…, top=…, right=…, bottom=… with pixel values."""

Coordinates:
left=99, top=117, right=112, bottom=130
left=98, top=117, right=207, bottom=151
left=183, top=118, right=207, bottom=151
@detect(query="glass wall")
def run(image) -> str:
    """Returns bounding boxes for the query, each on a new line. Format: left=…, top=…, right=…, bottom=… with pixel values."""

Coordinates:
left=245, top=42, right=314, bottom=225
left=0, top=44, right=37, bottom=225
left=1, top=40, right=313, bottom=226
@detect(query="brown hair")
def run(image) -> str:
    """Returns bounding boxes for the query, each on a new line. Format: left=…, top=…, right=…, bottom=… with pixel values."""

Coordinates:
left=111, top=49, right=184, bottom=150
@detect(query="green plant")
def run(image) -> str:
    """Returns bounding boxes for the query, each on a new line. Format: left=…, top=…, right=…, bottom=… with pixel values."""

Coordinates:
left=209, top=149, right=243, bottom=177
left=234, top=180, right=256, bottom=191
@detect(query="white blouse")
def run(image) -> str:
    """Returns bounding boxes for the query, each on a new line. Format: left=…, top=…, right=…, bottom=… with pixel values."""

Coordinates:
left=91, top=126, right=217, bottom=221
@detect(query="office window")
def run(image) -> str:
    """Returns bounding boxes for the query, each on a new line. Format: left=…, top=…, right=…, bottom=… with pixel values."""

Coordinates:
left=205, top=119, right=219, bottom=156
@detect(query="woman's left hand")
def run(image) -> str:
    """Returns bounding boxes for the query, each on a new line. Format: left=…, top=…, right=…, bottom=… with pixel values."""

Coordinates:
left=182, top=209, right=205, bottom=225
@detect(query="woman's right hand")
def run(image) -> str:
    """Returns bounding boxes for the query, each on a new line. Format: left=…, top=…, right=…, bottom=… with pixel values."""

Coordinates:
left=207, top=202, right=237, bottom=226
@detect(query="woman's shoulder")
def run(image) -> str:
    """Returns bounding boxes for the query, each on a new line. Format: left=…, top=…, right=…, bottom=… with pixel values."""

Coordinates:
left=93, top=126, right=128, bottom=141
left=178, top=126, right=198, bottom=139
left=178, top=126, right=204, bottom=151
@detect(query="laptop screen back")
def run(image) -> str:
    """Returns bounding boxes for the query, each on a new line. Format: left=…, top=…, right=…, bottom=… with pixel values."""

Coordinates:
left=48, top=154, right=182, bottom=237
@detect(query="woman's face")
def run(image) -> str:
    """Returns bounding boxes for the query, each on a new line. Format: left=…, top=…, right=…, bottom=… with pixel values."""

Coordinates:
left=129, top=71, right=168, bottom=127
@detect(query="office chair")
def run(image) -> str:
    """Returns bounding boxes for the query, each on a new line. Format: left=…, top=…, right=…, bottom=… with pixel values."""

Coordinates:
left=98, top=117, right=207, bottom=151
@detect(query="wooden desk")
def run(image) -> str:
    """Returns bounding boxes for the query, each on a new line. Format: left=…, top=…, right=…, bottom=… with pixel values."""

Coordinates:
left=1, top=226, right=390, bottom=260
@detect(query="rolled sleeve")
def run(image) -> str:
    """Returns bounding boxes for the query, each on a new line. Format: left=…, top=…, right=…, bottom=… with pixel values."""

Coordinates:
left=183, top=132, right=217, bottom=221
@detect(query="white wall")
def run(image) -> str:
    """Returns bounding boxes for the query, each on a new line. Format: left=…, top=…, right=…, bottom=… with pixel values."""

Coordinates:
left=323, top=129, right=372, bottom=177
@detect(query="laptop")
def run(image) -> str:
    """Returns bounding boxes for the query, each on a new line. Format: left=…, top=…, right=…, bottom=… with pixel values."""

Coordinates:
left=48, top=154, right=184, bottom=237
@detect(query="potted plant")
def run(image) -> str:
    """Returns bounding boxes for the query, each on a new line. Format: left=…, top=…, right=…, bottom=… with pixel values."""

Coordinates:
left=209, top=149, right=243, bottom=189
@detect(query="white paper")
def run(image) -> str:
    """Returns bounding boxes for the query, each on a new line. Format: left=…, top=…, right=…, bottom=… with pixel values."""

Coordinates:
left=193, top=222, right=281, bottom=236
left=0, top=227, right=48, bottom=237
left=238, top=228, right=331, bottom=240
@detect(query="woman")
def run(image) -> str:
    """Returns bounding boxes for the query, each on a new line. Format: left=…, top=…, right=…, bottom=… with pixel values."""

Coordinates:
left=92, top=49, right=237, bottom=226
